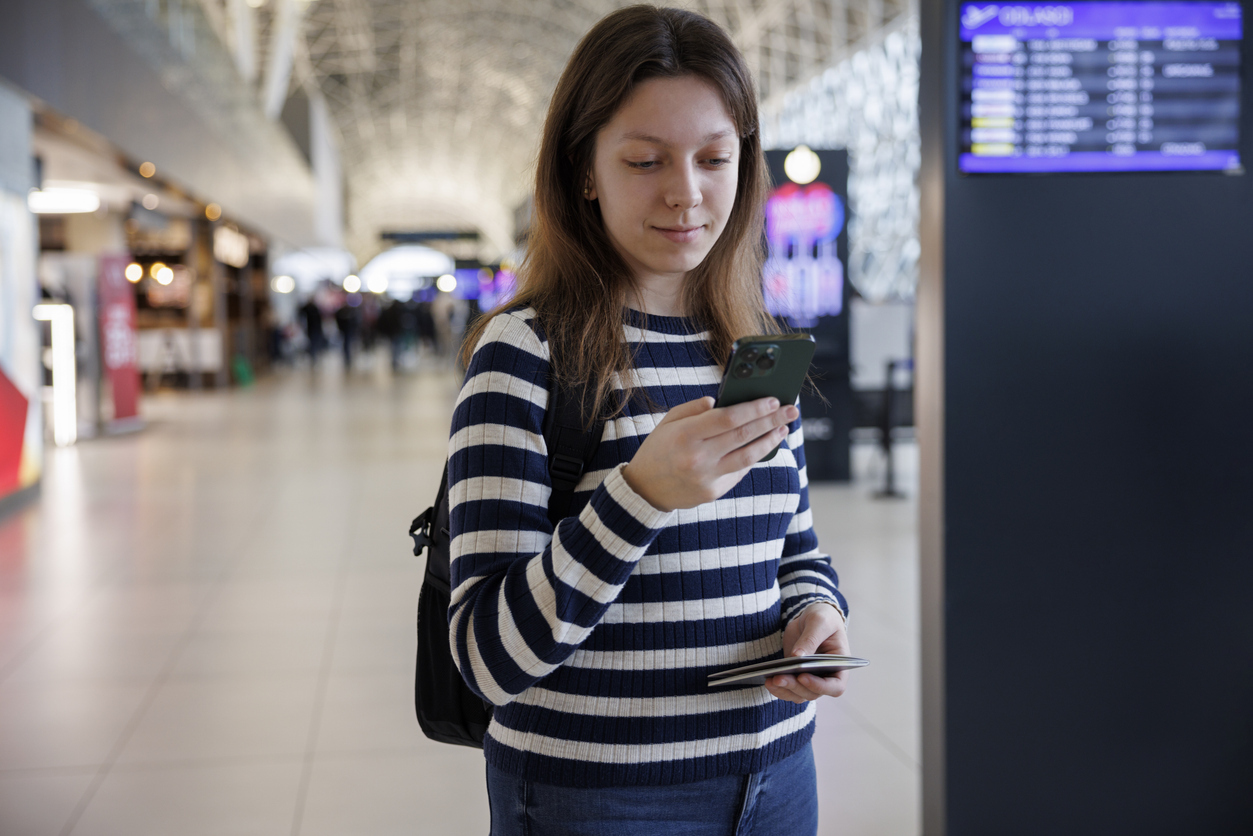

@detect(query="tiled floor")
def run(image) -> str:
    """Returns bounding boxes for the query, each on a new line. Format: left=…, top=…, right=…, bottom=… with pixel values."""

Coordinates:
left=0, top=354, right=919, bottom=835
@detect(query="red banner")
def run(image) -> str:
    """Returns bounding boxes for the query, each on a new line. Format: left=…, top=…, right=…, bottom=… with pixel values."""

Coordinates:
left=0, top=368, right=28, bottom=495
left=98, top=255, right=140, bottom=421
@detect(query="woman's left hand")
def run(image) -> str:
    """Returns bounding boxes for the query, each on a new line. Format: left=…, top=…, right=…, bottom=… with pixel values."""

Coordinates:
left=765, top=603, right=850, bottom=703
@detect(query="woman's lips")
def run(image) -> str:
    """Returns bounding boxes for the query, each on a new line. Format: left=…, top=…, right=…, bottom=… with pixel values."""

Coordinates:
left=653, top=225, right=703, bottom=243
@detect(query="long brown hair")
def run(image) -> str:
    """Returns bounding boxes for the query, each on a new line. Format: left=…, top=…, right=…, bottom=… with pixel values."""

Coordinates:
left=463, top=4, right=777, bottom=418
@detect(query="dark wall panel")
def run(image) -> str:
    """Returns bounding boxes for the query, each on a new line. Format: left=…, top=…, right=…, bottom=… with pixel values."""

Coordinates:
left=924, top=0, right=1253, bottom=832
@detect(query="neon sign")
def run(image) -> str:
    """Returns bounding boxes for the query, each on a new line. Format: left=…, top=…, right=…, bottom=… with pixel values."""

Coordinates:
left=763, top=182, right=846, bottom=325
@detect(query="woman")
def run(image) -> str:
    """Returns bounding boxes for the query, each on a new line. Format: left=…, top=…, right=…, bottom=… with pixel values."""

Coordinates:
left=447, top=6, right=850, bottom=833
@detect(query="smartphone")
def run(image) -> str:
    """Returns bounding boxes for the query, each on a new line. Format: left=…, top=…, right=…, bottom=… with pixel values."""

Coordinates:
left=713, top=333, right=816, bottom=461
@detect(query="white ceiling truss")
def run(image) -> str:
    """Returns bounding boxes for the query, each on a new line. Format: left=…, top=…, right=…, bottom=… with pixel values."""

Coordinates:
left=288, top=0, right=914, bottom=262
left=764, top=14, right=920, bottom=301
left=188, top=0, right=916, bottom=284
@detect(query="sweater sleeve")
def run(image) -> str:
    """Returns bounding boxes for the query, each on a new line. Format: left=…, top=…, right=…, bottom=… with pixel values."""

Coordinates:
left=446, top=311, right=675, bottom=706
left=777, top=416, right=849, bottom=624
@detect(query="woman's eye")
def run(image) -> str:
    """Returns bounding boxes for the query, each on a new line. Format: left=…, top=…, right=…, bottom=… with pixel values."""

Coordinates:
left=707, top=158, right=733, bottom=167
left=627, top=160, right=657, bottom=170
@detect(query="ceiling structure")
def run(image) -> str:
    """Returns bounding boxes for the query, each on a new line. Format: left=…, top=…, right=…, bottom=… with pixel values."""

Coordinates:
left=275, top=0, right=913, bottom=263
left=765, top=18, right=920, bottom=301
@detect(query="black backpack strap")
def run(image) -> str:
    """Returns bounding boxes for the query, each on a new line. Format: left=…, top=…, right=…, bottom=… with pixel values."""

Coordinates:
left=542, top=375, right=604, bottom=528
left=409, top=467, right=446, bottom=557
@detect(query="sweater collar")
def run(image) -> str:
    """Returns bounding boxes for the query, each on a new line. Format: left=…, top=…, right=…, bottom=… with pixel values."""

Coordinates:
left=622, top=307, right=701, bottom=336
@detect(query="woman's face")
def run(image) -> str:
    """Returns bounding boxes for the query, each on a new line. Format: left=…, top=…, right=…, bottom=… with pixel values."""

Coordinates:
left=588, top=75, right=740, bottom=290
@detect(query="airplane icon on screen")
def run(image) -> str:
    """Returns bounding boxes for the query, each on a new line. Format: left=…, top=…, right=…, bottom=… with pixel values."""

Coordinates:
left=962, top=5, right=1000, bottom=28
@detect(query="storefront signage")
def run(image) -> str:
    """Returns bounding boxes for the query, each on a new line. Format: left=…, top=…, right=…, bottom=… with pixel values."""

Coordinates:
left=763, top=181, right=847, bottom=324
left=213, top=225, right=250, bottom=268
left=98, top=255, right=141, bottom=421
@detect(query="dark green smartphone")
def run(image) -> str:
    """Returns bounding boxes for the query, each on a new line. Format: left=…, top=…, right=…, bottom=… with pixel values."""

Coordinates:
left=713, top=333, right=817, bottom=461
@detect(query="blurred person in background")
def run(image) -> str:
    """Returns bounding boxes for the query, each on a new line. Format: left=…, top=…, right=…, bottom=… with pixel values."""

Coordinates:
left=360, top=293, right=381, bottom=355
left=378, top=297, right=414, bottom=371
left=334, top=299, right=359, bottom=370
left=415, top=295, right=436, bottom=357
left=445, top=7, right=851, bottom=835
left=262, top=307, right=287, bottom=366
left=299, top=295, right=325, bottom=366
left=430, top=287, right=455, bottom=357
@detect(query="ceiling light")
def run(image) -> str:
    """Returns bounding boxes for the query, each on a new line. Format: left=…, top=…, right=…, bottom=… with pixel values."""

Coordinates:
left=272, top=275, right=296, bottom=294
left=155, top=266, right=174, bottom=285
left=149, top=261, right=167, bottom=278
left=125, top=263, right=144, bottom=283
left=366, top=274, right=388, bottom=294
left=142, top=193, right=160, bottom=211
left=28, top=188, right=100, bottom=214
left=139, top=162, right=156, bottom=178
left=784, top=145, right=822, bottom=185
left=343, top=274, right=361, bottom=293
left=205, top=203, right=222, bottom=221
left=436, top=274, right=457, bottom=293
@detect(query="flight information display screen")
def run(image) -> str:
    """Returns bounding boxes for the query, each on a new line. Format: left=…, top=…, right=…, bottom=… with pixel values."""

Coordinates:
left=959, top=2, right=1244, bottom=173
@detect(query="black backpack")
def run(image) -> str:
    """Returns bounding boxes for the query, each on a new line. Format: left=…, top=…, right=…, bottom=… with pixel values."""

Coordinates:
left=410, top=376, right=605, bottom=748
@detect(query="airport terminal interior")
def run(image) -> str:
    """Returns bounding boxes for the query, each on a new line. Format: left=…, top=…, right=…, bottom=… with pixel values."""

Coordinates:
left=2, top=2, right=924, bottom=833
left=3, top=0, right=1250, bottom=834
left=0, top=359, right=919, bottom=835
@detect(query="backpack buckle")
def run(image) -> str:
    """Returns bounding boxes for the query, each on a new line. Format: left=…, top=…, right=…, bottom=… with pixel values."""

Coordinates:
left=409, top=507, right=434, bottom=556
left=549, top=454, right=585, bottom=492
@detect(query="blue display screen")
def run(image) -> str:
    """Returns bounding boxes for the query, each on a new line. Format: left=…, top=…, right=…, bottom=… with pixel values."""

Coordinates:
left=763, top=182, right=845, bottom=326
left=959, top=2, right=1244, bottom=173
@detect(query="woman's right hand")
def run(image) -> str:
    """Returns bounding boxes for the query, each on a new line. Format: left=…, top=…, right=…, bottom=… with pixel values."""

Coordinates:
left=620, top=396, right=799, bottom=512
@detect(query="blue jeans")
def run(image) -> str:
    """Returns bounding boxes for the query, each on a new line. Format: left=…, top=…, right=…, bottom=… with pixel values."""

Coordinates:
left=486, top=741, right=818, bottom=836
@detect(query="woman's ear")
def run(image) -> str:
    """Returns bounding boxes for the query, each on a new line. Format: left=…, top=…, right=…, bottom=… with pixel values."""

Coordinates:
left=584, top=178, right=597, bottom=201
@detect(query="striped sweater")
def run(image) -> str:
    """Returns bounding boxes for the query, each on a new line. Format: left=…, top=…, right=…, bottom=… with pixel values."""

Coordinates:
left=446, top=306, right=847, bottom=788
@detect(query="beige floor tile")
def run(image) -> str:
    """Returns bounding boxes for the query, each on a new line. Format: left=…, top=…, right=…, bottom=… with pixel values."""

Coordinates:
left=336, top=571, right=424, bottom=631
left=0, top=606, right=73, bottom=684
left=64, top=582, right=213, bottom=637
left=0, top=680, right=151, bottom=771
left=114, top=674, right=320, bottom=765
left=835, top=610, right=920, bottom=762
left=0, top=770, right=96, bottom=836
left=1, top=630, right=183, bottom=686
left=314, top=671, right=424, bottom=755
left=329, top=621, right=415, bottom=677
left=814, top=701, right=920, bottom=836
left=167, top=626, right=329, bottom=679
left=299, top=749, right=490, bottom=836
left=194, top=579, right=339, bottom=633
left=69, top=760, right=304, bottom=836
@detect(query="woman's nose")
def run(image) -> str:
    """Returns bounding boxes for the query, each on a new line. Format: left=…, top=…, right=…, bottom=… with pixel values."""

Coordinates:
left=664, top=162, right=702, bottom=209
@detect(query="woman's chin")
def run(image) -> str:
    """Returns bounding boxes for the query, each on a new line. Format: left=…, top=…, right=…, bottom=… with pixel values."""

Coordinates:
left=637, top=251, right=712, bottom=282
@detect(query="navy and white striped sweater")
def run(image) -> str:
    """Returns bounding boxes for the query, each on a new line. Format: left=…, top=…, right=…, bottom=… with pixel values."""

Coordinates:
left=447, top=307, right=847, bottom=788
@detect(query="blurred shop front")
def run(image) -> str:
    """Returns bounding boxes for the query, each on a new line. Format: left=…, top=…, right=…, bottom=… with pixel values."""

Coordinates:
left=32, top=112, right=274, bottom=439
left=0, top=0, right=333, bottom=513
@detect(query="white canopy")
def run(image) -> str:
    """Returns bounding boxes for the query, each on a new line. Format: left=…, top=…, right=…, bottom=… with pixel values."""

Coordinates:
left=270, top=248, right=358, bottom=295
left=358, top=245, right=456, bottom=299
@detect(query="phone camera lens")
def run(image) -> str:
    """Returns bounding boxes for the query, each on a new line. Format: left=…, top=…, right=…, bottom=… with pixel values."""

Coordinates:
left=756, top=355, right=775, bottom=371
left=741, top=348, right=760, bottom=363
left=734, top=362, right=754, bottom=379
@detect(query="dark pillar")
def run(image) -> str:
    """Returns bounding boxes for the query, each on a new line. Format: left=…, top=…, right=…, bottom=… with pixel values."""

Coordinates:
left=920, top=1, right=1253, bottom=832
